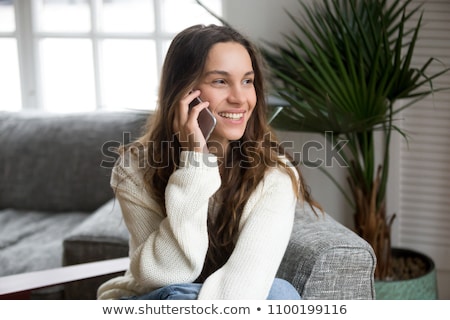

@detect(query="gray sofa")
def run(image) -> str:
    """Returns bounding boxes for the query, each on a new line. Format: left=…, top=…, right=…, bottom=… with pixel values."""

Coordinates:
left=0, top=111, right=376, bottom=300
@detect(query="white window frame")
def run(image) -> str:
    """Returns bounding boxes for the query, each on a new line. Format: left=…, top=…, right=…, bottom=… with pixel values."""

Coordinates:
left=6, top=0, right=223, bottom=111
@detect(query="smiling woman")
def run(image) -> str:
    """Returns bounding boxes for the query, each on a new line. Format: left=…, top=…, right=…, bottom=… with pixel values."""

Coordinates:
left=96, top=24, right=321, bottom=300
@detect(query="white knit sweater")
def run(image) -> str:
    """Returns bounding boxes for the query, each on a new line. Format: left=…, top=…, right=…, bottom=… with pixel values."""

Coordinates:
left=97, top=151, right=298, bottom=300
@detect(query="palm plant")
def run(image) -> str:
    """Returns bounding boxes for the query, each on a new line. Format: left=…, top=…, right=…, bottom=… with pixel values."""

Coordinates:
left=262, top=0, right=449, bottom=279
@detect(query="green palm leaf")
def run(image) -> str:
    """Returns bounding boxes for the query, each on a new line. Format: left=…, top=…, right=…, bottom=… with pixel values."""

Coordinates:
left=261, top=0, right=449, bottom=279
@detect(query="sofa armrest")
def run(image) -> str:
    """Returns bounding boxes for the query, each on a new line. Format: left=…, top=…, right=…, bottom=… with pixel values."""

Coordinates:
left=63, top=199, right=129, bottom=265
left=62, top=199, right=129, bottom=299
left=277, top=203, right=376, bottom=300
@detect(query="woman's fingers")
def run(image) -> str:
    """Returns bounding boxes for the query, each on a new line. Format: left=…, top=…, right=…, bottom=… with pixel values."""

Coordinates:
left=174, top=90, right=210, bottom=152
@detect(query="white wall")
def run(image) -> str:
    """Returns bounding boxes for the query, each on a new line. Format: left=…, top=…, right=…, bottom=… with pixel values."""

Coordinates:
left=223, top=0, right=352, bottom=226
left=223, top=0, right=306, bottom=45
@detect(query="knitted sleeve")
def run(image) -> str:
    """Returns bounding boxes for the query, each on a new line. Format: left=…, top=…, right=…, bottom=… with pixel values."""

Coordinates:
left=111, top=151, right=221, bottom=291
left=197, top=166, right=298, bottom=299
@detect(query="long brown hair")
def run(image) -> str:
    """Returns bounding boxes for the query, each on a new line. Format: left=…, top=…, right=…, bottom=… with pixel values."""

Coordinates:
left=126, top=24, right=319, bottom=281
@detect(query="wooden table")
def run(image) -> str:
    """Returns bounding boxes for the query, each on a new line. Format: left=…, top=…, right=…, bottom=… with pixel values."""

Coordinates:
left=0, top=257, right=129, bottom=299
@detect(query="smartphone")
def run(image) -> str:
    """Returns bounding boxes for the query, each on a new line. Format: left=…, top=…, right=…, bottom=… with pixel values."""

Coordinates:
left=189, top=97, right=217, bottom=141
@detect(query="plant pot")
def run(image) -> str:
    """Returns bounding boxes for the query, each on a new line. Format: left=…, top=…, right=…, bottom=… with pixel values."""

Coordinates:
left=374, top=248, right=438, bottom=299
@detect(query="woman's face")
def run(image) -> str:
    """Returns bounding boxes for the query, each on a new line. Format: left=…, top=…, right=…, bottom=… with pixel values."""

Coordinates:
left=196, top=41, right=257, bottom=150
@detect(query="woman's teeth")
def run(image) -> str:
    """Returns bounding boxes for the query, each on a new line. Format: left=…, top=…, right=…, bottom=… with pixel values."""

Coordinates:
left=218, top=112, right=244, bottom=120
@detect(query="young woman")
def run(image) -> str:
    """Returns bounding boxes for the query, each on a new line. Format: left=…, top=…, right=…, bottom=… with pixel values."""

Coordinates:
left=97, top=24, right=319, bottom=300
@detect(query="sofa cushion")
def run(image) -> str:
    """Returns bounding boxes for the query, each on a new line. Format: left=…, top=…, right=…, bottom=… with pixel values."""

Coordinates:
left=0, top=111, right=148, bottom=212
left=0, top=208, right=88, bottom=277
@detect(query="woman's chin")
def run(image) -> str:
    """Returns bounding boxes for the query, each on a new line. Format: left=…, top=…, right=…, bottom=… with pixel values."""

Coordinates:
left=210, top=130, right=245, bottom=144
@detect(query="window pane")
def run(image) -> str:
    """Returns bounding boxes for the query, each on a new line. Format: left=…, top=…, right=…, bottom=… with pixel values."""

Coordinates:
left=0, top=0, right=15, bottom=32
left=35, top=0, right=90, bottom=32
left=40, top=39, right=95, bottom=112
left=99, top=0, right=154, bottom=33
left=101, top=39, right=157, bottom=110
left=161, top=39, right=171, bottom=63
left=161, top=0, right=222, bottom=33
left=0, top=38, right=22, bottom=111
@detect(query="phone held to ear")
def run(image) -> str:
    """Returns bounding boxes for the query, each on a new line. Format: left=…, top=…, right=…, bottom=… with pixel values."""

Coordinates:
left=189, top=97, right=217, bottom=141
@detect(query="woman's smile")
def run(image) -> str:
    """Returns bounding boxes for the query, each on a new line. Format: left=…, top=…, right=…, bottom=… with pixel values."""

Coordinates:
left=217, top=111, right=245, bottom=121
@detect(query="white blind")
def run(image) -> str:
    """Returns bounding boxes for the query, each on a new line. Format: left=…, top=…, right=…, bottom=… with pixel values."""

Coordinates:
left=398, top=0, right=450, bottom=270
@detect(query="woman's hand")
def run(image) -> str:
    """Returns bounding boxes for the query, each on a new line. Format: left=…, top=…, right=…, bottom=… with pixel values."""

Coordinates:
left=173, top=90, right=210, bottom=153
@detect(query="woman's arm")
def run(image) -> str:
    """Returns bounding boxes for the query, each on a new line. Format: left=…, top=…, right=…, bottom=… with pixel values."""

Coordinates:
left=113, top=151, right=221, bottom=291
left=198, top=167, right=298, bottom=299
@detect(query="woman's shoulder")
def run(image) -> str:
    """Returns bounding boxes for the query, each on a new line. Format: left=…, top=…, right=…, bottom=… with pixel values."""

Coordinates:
left=111, top=148, right=147, bottom=188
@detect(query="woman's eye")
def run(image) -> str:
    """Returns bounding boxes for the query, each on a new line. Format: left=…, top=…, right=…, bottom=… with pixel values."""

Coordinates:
left=243, top=78, right=254, bottom=85
left=213, top=79, right=226, bottom=85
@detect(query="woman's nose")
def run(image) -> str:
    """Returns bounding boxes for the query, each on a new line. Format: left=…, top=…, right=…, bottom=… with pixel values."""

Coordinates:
left=227, top=85, right=246, bottom=105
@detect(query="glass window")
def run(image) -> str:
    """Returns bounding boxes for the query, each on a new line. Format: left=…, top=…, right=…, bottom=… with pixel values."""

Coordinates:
left=1, top=0, right=223, bottom=112
left=35, top=0, right=91, bottom=33
left=0, top=0, right=16, bottom=32
left=101, top=39, right=158, bottom=110
left=0, top=38, right=22, bottom=111
left=99, top=0, right=155, bottom=33
left=40, top=38, right=96, bottom=112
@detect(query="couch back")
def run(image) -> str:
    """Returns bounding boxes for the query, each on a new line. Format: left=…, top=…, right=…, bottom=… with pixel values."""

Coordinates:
left=0, top=111, right=149, bottom=212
